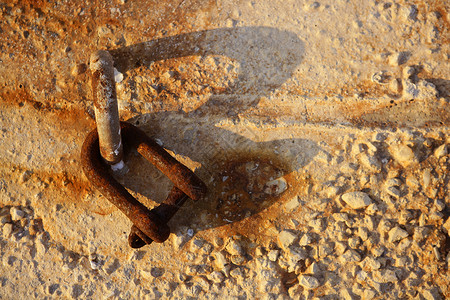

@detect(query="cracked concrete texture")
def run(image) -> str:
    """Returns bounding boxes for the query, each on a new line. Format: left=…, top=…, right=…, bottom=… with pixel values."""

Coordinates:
left=0, top=0, right=449, bottom=299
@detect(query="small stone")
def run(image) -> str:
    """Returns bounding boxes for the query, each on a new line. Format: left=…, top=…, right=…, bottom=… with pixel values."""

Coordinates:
left=341, top=288, right=357, bottom=300
left=399, top=5, right=418, bottom=21
left=10, top=207, right=25, bottom=221
left=398, top=210, right=414, bottom=226
left=298, top=275, right=320, bottom=289
left=372, top=245, right=385, bottom=257
left=213, top=251, right=228, bottom=269
left=372, top=71, right=389, bottom=84
left=363, top=289, right=377, bottom=299
left=335, top=241, right=347, bottom=255
left=406, top=175, right=420, bottom=190
left=398, top=238, right=412, bottom=252
left=434, top=200, right=445, bottom=212
left=386, top=186, right=401, bottom=198
left=389, top=144, right=417, bottom=167
left=285, top=196, right=300, bottom=211
left=267, top=250, right=280, bottom=262
left=422, top=288, right=442, bottom=300
left=388, top=52, right=409, bottom=66
left=2, top=223, right=13, bottom=237
left=229, top=267, right=245, bottom=279
left=264, top=177, right=288, bottom=196
left=348, top=237, right=361, bottom=248
left=213, top=237, right=224, bottom=248
left=114, top=68, right=124, bottom=83
left=428, top=211, right=443, bottom=222
left=230, top=255, right=246, bottom=265
left=308, top=218, right=324, bottom=231
left=278, top=230, right=297, bottom=250
left=434, top=144, right=448, bottom=158
left=422, top=169, right=432, bottom=188
left=359, top=153, right=381, bottom=172
left=357, top=227, right=369, bottom=241
left=190, top=238, right=205, bottom=252
left=413, top=226, right=431, bottom=242
left=386, top=178, right=402, bottom=187
left=89, top=254, right=101, bottom=270
left=362, top=257, right=381, bottom=270
left=207, top=271, right=225, bottom=284
left=226, top=239, right=245, bottom=256
left=403, top=66, right=416, bottom=79
left=20, top=170, right=33, bottom=183
left=0, top=214, right=11, bottom=225
left=341, top=249, right=361, bottom=262
left=389, top=78, right=402, bottom=93
left=373, top=269, right=397, bottom=283
left=433, top=246, right=441, bottom=261
left=366, top=203, right=378, bottom=215
left=299, top=233, right=313, bottom=246
left=29, top=219, right=43, bottom=236
left=341, top=192, right=372, bottom=209
left=419, top=213, right=427, bottom=227
left=255, top=246, right=265, bottom=257
left=71, top=63, right=87, bottom=76
left=443, top=218, right=450, bottom=235
left=325, top=186, right=340, bottom=198
left=388, top=226, right=409, bottom=243
left=305, top=262, right=320, bottom=275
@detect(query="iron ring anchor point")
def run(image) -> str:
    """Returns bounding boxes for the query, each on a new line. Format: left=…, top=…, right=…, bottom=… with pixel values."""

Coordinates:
left=81, top=122, right=207, bottom=248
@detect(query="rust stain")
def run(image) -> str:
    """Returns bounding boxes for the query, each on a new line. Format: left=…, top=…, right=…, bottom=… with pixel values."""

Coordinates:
left=168, top=150, right=310, bottom=246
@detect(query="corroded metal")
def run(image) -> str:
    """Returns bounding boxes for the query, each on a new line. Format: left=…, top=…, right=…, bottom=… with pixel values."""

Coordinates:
left=90, top=50, right=123, bottom=165
left=128, top=186, right=189, bottom=248
left=81, top=122, right=207, bottom=247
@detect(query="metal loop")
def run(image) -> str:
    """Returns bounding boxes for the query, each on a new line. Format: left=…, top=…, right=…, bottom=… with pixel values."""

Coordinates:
left=81, top=122, right=207, bottom=247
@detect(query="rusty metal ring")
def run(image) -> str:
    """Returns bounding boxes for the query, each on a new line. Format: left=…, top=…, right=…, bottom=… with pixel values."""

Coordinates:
left=81, top=122, right=207, bottom=247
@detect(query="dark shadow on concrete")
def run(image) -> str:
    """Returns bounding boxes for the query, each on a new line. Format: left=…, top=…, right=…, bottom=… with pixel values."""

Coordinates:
left=108, top=26, right=319, bottom=234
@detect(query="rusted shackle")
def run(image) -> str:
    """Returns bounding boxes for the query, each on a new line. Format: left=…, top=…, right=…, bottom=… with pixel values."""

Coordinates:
left=81, top=50, right=207, bottom=248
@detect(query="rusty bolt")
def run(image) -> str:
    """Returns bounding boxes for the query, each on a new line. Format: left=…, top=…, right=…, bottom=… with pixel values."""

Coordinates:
left=90, top=50, right=123, bottom=166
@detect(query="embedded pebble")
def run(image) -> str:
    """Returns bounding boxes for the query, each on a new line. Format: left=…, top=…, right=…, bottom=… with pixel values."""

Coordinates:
left=0, top=214, right=11, bottom=225
left=386, top=186, right=401, bottom=198
left=373, top=269, right=397, bottom=283
left=389, top=144, right=418, bottom=167
left=10, top=207, right=25, bottom=221
left=341, top=249, right=362, bottom=262
left=264, top=177, right=288, bottom=196
left=278, top=230, right=297, bottom=250
left=388, top=226, right=409, bottom=243
left=2, top=223, right=13, bottom=238
left=267, top=250, right=280, bottom=262
left=114, top=68, right=123, bottom=83
left=213, top=251, right=228, bottom=269
left=434, top=144, right=447, bottom=158
left=226, top=239, right=245, bottom=256
left=230, top=255, right=246, bottom=265
left=305, top=262, right=320, bottom=275
left=443, top=218, right=450, bottom=235
left=298, top=275, right=320, bottom=289
left=207, top=271, right=225, bottom=284
left=341, top=191, right=372, bottom=209
left=299, top=233, right=313, bottom=246
left=285, top=196, right=300, bottom=211
left=388, top=52, right=409, bottom=66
